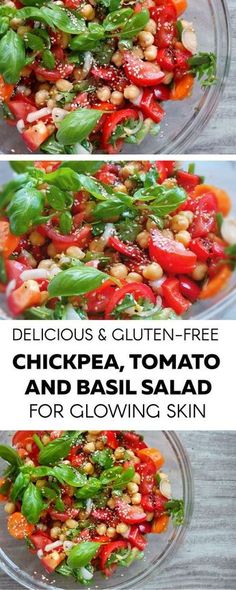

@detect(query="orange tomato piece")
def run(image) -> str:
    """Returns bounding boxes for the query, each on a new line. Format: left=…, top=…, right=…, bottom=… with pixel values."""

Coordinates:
left=7, top=512, right=34, bottom=540
left=193, top=184, right=231, bottom=216
left=151, top=514, right=170, bottom=533
left=199, top=265, right=232, bottom=300
left=0, top=221, right=20, bottom=258
left=170, top=74, right=194, bottom=100
left=138, top=447, right=164, bottom=470
left=172, top=0, right=188, bottom=16
left=0, top=75, right=14, bottom=102
left=0, top=478, right=8, bottom=501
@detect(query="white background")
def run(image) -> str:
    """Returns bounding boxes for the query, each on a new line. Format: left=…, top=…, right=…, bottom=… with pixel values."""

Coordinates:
left=0, top=320, right=234, bottom=430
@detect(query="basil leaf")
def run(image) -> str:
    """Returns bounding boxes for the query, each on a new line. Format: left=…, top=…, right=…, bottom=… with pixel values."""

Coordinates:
left=24, top=31, right=45, bottom=51
left=120, top=9, right=149, bottom=39
left=103, top=8, right=133, bottom=31
left=59, top=161, right=103, bottom=174
left=46, top=168, right=81, bottom=191
left=48, top=266, right=110, bottom=297
left=70, top=23, right=104, bottom=50
left=116, top=218, right=142, bottom=242
left=21, top=465, right=54, bottom=478
left=59, top=211, right=73, bottom=234
left=42, top=3, right=86, bottom=34
left=0, top=18, right=10, bottom=38
left=24, top=306, right=55, bottom=319
left=41, top=134, right=67, bottom=154
left=11, top=472, right=30, bottom=502
left=0, top=175, right=29, bottom=210
left=68, top=542, right=101, bottom=569
left=22, top=482, right=44, bottom=524
left=94, top=194, right=133, bottom=219
left=100, top=466, right=123, bottom=485
left=76, top=174, right=111, bottom=200
left=75, top=478, right=102, bottom=499
left=16, top=7, right=54, bottom=28
left=0, top=30, right=26, bottom=83
left=56, top=109, right=103, bottom=145
left=0, top=255, right=7, bottom=284
left=42, top=49, right=55, bottom=69
left=0, top=445, right=22, bottom=477
left=10, top=162, right=34, bottom=174
left=134, top=185, right=187, bottom=216
left=165, top=498, right=184, bottom=526
left=7, top=184, right=44, bottom=235
left=39, top=432, right=81, bottom=465
left=113, top=466, right=135, bottom=488
left=92, top=449, right=114, bottom=469
left=53, top=465, right=87, bottom=487
left=47, top=185, right=67, bottom=210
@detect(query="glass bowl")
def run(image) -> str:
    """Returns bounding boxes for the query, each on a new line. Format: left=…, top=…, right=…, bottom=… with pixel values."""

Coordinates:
left=0, top=160, right=235, bottom=320
left=0, top=0, right=231, bottom=155
left=0, top=431, right=193, bottom=590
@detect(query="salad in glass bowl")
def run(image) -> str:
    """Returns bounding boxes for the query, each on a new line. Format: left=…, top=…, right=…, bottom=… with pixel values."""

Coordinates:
left=0, top=430, right=184, bottom=584
left=0, top=159, right=235, bottom=320
left=0, top=0, right=217, bottom=154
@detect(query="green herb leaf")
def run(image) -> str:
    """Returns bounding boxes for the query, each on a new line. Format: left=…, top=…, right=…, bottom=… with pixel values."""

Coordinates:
left=112, top=293, right=136, bottom=318
left=7, top=184, right=44, bottom=235
left=134, top=185, right=187, bottom=216
left=59, top=211, right=73, bottom=234
left=48, top=266, right=110, bottom=297
left=59, top=161, right=103, bottom=174
left=68, top=541, right=101, bottom=569
left=94, top=194, right=134, bottom=219
left=0, top=29, right=26, bottom=83
left=42, top=49, right=55, bottom=69
left=53, top=464, right=87, bottom=487
left=24, top=31, right=45, bottom=51
left=24, top=306, right=55, bottom=319
left=39, top=432, right=81, bottom=465
left=120, top=8, right=149, bottom=39
left=165, top=498, right=184, bottom=526
left=103, top=8, right=133, bottom=31
left=92, top=449, right=114, bottom=469
left=57, top=109, right=103, bottom=145
left=70, top=23, right=104, bottom=51
left=188, top=52, right=217, bottom=88
left=99, top=466, right=123, bottom=485
left=11, top=472, right=30, bottom=502
left=22, top=482, right=44, bottom=524
left=0, top=445, right=22, bottom=478
left=75, top=478, right=102, bottom=499
left=43, top=2, right=86, bottom=33
left=0, top=255, right=7, bottom=284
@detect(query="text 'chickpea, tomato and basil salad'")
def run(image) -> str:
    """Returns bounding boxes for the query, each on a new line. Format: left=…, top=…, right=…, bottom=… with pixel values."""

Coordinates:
left=0, top=430, right=184, bottom=583
left=0, top=160, right=236, bottom=319
left=0, top=0, right=217, bottom=154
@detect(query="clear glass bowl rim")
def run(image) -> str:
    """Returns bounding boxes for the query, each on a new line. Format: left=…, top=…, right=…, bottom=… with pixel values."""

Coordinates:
left=0, top=431, right=194, bottom=590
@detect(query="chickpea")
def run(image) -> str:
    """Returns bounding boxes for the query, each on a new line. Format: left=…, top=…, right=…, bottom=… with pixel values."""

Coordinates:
left=138, top=31, right=155, bottom=48
left=60, top=32, right=70, bottom=49
left=111, top=51, right=124, bottom=67
left=120, top=164, right=136, bottom=179
left=116, top=523, right=129, bottom=534
left=56, top=79, right=73, bottom=92
left=66, top=246, right=85, bottom=259
left=131, top=492, right=142, bottom=505
left=47, top=243, right=57, bottom=258
left=136, top=230, right=150, bottom=249
left=17, top=25, right=31, bottom=36
left=132, top=472, right=141, bottom=484
left=122, top=494, right=131, bottom=503
left=124, top=85, right=141, bottom=100
left=127, top=482, right=139, bottom=495
left=146, top=218, right=157, bottom=232
left=132, top=46, right=144, bottom=59
left=86, top=433, right=97, bottom=441
left=83, top=462, right=94, bottom=475
left=175, top=230, right=191, bottom=247
left=163, top=72, right=174, bottom=85
left=96, top=524, right=107, bottom=535
left=182, top=210, right=194, bottom=224
left=96, top=86, right=111, bottom=102
left=146, top=512, right=154, bottom=521
left=95, top=441, right=105, bottom=450
left=38, top=259, right=53, bottom=270
left=192, top=263, right=208, bottom=281
left=126, top=272, right=143, bottom=283
left=107, top=527, right=116, bottom=538
left=89, top=237, right=105, bottom=253
left=107, top=498, right=116, bottom=509
left=83, top=441, right=96, bottom=453
left=80, top=4, right=95, bottom=19
left=110, top=264, right=128, bottom=280
left=24, top=458, right=35, bottom=467
left=143, top=262, right=163, bottom=281
left=4, top=502, right=15, bottom=515
left=35, top=90, right=50, bottom=107
left=170, top=214, right=190, bottom=232
left=144, top=18, right=157, bottom=34
left=113, top=183, right=127, bottom=193
left=47, top=98, right=56, bottom=109
left=50, top=527, right=61, bottom=539
left=114, top=447, right=125, bottom=460
left=73, top=67, right=83, bottom=82
left=110, top=91, right=124, bottom=106
left=65, top=519, right=78, bottom=529
left=42, top=434, right=50, bottom=445
left=144, top=45, right=158, bottom=61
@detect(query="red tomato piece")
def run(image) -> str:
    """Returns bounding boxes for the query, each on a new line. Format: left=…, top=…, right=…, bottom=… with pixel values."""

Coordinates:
left=102, top=109, right=139, bottom=153
left=190, top=194, right=218, bottom=238
left=122, top=431, right=148, bottom=450
left=100, top=540, right=128, bottom=575
left=108, top=235, right=146, bottom=262
left=86, top=281, right=117, bottom=315
left=189, top=237, right=212, bottom=262
left=8, top=95, right=37, bottom=122
left=115, top=500, right=147, bottom=525
left=157, top=48, right=175, bottom=71
left=41, top=552, right=64, bottom=573
left=91, top=64, right=127, bottom=92
left=5, top=260, right=30, bottom=288
left=30, top=533, right=51, bottom=552
left=140, top=89, right=165, bottom=123
left=154, top=84, right=171, bottom=101
left=33, top=62, right=74, bottom=82
left=128, top=525, right=147, bottom=550
left=22, top=122, right=52, bottom=151
left=162, top=277, right=191, bottom=314
left=49, top=508, right=80, bottom=522
left=176, top=170, right=201, bottom=192
left=105, top=283, right=156, bottom=319
left=149, top=229, right=197, bottom=274
left=123, top=52, right=165, bottom=87
left=101, top=431, right=119, bottom=449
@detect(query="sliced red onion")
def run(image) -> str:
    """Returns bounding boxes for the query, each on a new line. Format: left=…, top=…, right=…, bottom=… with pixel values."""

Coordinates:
left=44, top=540, right=63, bottom=553
left=83, top=51, right=93, bottom=77
left=16, top=119, right=25, bottom=133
